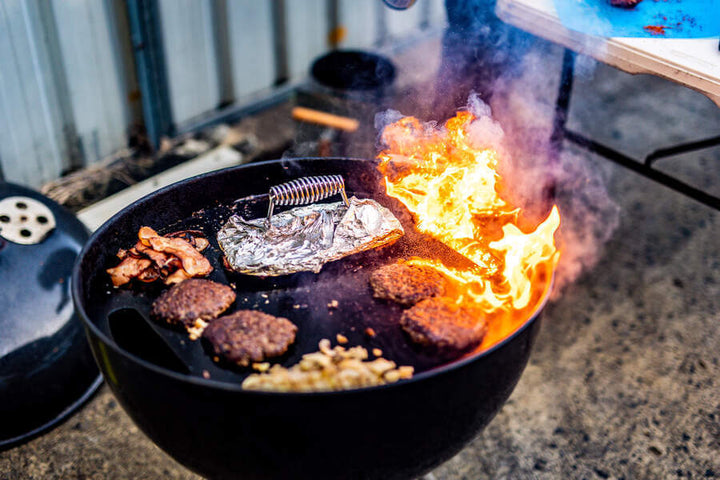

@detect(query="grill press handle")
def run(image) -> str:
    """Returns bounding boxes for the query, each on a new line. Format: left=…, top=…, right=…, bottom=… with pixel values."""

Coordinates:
left=266, top=175, right=349, bottom=226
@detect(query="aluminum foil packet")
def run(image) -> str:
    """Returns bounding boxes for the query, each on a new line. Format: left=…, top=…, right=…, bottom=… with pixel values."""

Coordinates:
left=218, top=197, right=404, bottom=276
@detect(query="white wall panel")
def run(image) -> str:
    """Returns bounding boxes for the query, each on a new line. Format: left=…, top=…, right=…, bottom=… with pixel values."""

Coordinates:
left=52, top=0, right=130, bottom=165
left=427, top=0, right=448, bottom=28
left=0, top=0, right=441, bottom=189
left=227, top=0, right=275, bottom=98
left=286, top=0, right=328, bottom=79
left=158, top=0, right=220, bottom=124
left=385, top=2, right=423, bottom=39
left=0, top=0, right=66, bottom=187
left=338, top=0, right=378, bottom=49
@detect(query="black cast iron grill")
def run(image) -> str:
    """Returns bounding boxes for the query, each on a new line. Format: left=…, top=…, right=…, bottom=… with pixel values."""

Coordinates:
left=73, top=158, right=547, bottom=480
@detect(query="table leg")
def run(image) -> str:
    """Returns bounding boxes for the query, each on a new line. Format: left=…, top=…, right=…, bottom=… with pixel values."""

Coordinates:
left=550, top=49, right=576, bottom=161
left=548, top=49, right=720, bottom=211
left=645, top=135, right=720, bottom=167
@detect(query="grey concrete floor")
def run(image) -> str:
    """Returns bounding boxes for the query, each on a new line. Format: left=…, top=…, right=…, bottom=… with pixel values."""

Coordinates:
left=2, top=40, right=720, bottom=479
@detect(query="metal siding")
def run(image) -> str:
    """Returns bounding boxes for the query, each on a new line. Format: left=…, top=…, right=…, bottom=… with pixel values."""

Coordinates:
left=158, top=0, right=220, bottom=124
left=428, top=0, right=448, bottom=27
left=0, top=0, right=442, bottom=188
left=0, top=0, right=66, bottom=187
left=385, top=3, right=423, bottom=38
left=52, top=0, right=130, bottom=165
left=338, top=0, right=378, bottom=49
left=285, top=0, right=329, bottom=79
left=227, top=0, right=275, bottom=98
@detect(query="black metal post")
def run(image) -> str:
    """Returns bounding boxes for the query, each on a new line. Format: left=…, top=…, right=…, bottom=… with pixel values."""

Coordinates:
left=271, top=0, right=289, bottom=86
left=548, top=47, right=720, bottom=211
left=126, top=0, right=174, bottom=150
left=210, top=0, right=235, bottom=109
left=645, top=134, right=720, bottom=166
left=565, top=129, right=720, bottom=210
left=550, top=49, right=576, bottom=159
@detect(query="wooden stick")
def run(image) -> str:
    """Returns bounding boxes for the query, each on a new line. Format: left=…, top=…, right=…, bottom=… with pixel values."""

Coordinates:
left=291, top=107, right=360, bottom=132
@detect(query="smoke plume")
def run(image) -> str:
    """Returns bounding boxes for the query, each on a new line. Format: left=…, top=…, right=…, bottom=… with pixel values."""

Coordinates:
left=375, top=48, right=620, bottom=296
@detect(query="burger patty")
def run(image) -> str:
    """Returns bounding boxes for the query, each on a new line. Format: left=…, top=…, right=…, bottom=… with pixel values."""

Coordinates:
left=400, top=297, right=487, bottom=355
left=202, top=310, right=298, bottom=367
left=151, top=279, right=236, bottom=328
left=369, top=263, right=447, bottom=306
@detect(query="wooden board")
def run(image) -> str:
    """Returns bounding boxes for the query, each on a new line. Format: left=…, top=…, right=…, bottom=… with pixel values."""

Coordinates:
left=496, top=0, right=720, bottom=107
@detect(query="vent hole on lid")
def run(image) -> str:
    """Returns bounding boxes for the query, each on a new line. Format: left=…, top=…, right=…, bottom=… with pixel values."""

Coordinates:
left=20, top=229, right=32, bottom=238
left=37, top=215, right=48, bottom=224
left=0, top=215, right=9, bottom=223
left=15, top=202, right=27, bottom=210
left=20, top=215, right=28, bottom=222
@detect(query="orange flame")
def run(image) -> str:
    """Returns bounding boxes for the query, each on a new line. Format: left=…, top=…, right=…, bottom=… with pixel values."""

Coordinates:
left=378, top=111, right=561, bottom=349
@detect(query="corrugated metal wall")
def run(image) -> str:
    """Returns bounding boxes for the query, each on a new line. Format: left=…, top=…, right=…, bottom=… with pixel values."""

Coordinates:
left=0, top=0, right=446, bottom=189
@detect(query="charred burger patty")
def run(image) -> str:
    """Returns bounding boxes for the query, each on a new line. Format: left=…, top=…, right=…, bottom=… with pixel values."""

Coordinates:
left=202, top=310, right=298, bottom=367
left=151, top=279, right=236, bottom=332
left=400, top=297, right=487, bottom=355
left=369, top=263, right=447, bottom=306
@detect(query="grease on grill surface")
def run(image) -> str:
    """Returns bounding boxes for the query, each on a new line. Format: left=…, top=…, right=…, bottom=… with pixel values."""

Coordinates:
left=203, top=310, right=298, bottom=367
left=151, top=279, right=236, bottom=340
left=242, top=339, right=413, bottom=392
left=369, top=262, right=448, bottom=306
left=218, top=197, right=404, bottom=276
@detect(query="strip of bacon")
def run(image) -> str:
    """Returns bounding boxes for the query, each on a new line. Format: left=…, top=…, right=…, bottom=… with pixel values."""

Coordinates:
left=135, top=241, right=177, bottom=269
left=166, top=230, right=210, bottom=252
left=146, top=235, right=212, bottom=277
left=108, top=226, right=212, bottom=287
left=164, top=268, right=192, bottom=285
left=107, top=257, right=152, bottom=286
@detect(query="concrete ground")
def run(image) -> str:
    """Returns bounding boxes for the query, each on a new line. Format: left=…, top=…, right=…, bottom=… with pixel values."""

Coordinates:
left=2, top=37, right=720, bottom=479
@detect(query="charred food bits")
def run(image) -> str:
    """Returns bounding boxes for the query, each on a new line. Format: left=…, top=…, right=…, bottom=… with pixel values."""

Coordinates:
left=400, top=297, right=487, bottom=356
left=369, top=263, right=447, bottom=306
left=202, top=310, right=298, bottom=367
left=242, top=339, right=413, bottom=392
left=151, top=279, right=236, bottom=339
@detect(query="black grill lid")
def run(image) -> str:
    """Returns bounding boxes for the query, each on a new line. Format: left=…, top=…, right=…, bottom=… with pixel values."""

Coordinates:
left=0, top=181, right=102, bottom=450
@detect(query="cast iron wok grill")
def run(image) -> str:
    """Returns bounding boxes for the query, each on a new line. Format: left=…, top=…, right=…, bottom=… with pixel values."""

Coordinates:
left=72, top=157, right=548, bottom=480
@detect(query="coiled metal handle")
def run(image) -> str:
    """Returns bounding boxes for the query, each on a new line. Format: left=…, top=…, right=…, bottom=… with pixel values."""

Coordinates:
left=267, top=175, right=349, bottom=225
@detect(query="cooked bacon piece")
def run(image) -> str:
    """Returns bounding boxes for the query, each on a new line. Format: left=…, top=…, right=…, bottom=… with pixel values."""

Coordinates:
left=165, top=268, right=192, bottom=285
left=108, top=226, right=212, bottom=287
left=138, top=226, right=158, bottom=246
left=192, top=237, right=210, bottom=252
left=137, top=226, right=212, bottom=277
left=146, top=235, right=212, bottom=277
left=137, top=265, right=162, bottom=283
left=135, top=241, right=176, bottom=269
left=107, top=257, right=152, bottom=286
left=166, top=230, right=210, bottom=252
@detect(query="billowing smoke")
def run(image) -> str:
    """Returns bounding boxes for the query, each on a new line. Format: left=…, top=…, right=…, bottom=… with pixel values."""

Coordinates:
left=375, top=70, right=619, bottom=295
left=486, top=48, right=619, bottom=294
